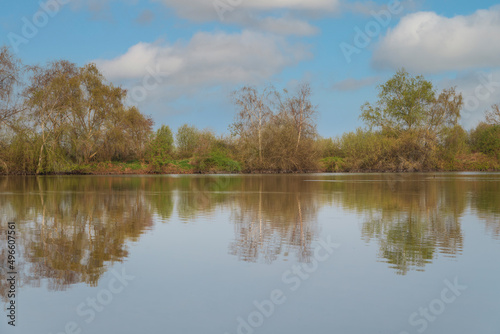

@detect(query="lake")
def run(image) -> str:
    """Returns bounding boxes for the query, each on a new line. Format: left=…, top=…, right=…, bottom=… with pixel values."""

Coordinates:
left=0, top=173, right=499, bottom=334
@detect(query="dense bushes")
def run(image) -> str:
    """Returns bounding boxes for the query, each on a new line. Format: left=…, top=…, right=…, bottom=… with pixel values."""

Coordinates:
left=470, top=123, right=500, bottom=158
left=146, top=125, right=174, bottom=171
left=322, top=123, right=499, bottom=172
left=176, top=124, right=199, bottom=159
left=191, top=151, right=241, bottom=172
left=326, top=128, right=439, bottom=172
left=321, top=157, right=345, bottom=172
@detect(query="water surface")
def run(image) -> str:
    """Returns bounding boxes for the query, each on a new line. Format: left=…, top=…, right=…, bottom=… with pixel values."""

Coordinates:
left=0, top=174, right=499, bottom=334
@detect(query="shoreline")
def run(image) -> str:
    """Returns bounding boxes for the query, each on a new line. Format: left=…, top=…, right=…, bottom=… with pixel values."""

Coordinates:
left=2, top=168, right=499, bottom=176
left=2, top=155, right=499, bottom=176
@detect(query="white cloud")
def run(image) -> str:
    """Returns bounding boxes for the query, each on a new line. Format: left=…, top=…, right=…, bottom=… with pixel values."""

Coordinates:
left=94, top=30, right=311, bottom=96
left=373, top=6, right=500, bottom=73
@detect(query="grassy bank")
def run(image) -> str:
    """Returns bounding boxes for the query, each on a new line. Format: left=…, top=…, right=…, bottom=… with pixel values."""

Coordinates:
left=2, top=153, right=498, bottom=176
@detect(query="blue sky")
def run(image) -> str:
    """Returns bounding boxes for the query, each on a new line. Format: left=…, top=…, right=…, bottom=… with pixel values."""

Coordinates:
left=2, top=0, right=500, bottom=137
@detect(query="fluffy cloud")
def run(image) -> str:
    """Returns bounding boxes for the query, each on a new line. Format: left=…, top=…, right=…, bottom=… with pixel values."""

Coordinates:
left=373, top=6, right=500, bottom=73
left=94, top=30, right=311, bottom=97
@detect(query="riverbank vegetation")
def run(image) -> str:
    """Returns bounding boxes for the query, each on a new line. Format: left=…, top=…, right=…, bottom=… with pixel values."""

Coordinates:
left=0, top=46, right=499, bottom=175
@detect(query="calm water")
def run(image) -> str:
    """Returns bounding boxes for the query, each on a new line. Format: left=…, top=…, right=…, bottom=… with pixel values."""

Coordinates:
left=0, top=174, right=499, bottom=334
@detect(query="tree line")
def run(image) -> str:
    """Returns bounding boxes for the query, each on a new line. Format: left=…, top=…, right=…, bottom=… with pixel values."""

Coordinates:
left=1, top=46, right=499, bottom=174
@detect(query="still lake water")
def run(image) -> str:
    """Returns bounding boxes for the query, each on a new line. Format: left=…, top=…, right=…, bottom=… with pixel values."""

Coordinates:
left=0, top=173, right=499, bottom=334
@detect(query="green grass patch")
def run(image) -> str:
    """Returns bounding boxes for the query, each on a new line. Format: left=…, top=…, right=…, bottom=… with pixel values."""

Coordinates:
left=168, top=159, right=194, bottom=170
left=193, top=152, right=241, bottom=172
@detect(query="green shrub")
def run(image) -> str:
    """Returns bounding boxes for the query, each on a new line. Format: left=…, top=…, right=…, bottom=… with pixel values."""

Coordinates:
left=145, top=125, right=174, bottom=166
left=193, top=151, right=241, bottom=172
left=470, top=123, right=500, bottom=158
left=321, top=157, right=345, bottom=172
left=440, top=125, right=469, bottom=162
left=169, top=159, right=193, bottom=170
left=339, top=129, right=394, bottom=171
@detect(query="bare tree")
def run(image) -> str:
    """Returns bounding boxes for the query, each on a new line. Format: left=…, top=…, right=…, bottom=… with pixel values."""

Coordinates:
left=0, top=46, right=24, bottom=128
left=275, top=83, right=318, bottom=151
left=230, top=83, right=320, bottom=172
left=428, top=87, right=463, bottom=134
left=485, top=104, right=500, bottom=125
left=231, top=86, right=272, bottom=167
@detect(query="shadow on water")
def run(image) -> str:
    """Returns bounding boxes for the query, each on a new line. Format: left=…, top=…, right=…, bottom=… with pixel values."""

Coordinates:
left=0, top=173, right=499, bottom=299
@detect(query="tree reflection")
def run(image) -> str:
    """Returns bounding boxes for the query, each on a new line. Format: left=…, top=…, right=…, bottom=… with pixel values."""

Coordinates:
left=0, top=173, right=498, bottom=298
left=328, top=174, right=467, bottom=275
left=0, top=176, right=153, bottom=296
left=469, top=177, right=500, bottom=239
left=228, top=177, right=318, bottom=264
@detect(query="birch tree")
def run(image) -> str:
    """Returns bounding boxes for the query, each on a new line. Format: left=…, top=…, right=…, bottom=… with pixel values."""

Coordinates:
left=486, top=104, right=500, bottom=125
left=25, top=60, right=79, bottom=173
left=231, top=86, right=272, bottom=168
left=0, top=46, right=24, bottom=128
left=70, top=63, right=127, bottom=163
left=276, top=83, right=317, bottom=151
left=0, top=46, right=25, bottom=172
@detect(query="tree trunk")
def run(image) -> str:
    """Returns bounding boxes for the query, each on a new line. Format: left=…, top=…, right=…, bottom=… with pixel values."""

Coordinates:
left=258, top=114, right=262, bottom=165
